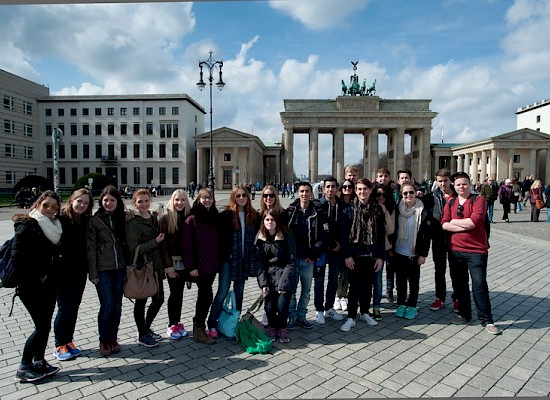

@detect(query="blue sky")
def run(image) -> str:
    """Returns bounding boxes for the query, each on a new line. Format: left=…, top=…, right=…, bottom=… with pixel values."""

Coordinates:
left=1, top=0, right=550, bottom=178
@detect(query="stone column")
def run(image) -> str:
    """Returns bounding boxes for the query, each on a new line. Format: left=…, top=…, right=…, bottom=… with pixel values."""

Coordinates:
left=530, top=148, right=537, bottom=177
left=332, top=127, right=345, bottom=180
left=364, top=127, right=378, bottom=180
left=463, top=153, right=470, bottom=175
left=395, top=127, right=405, bottom=173
left=508, top=148, right=514, bottom=178
left=420, top=127, right=431, bottom=180
left=309, top=127, right=319, bottom=182
left=450, top=155, right=457, bottom=174
left=480, top=150, right=487, bottom=182
left=283, top=128, right=294, bottom=182
left=471, top=151, right=479, bottom=183
left=197, top=147, right=204, bottom=185
left=490, top=149, right=497, bottom=179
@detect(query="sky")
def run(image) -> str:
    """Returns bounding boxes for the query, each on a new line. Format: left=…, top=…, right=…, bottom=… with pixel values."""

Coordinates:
left=1, top=0, right=550, bottom=178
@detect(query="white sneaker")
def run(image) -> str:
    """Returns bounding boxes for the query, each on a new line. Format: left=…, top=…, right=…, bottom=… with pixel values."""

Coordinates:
left=333, top=297, right=342, bottom=310
left=325, top=308, right=344, bottom=321
left=340, top=318, right=356, bottom=332
left=361, top=313, right=378, bottom=326
left=340, top=298, right=348, bottom=311
left=315, top=311, right=325, bottom=325
left=261, top=312, right=269, bottom=327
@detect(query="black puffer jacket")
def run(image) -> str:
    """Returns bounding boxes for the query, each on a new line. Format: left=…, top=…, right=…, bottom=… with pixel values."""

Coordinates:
left=255, top=231, right=297, bottom=293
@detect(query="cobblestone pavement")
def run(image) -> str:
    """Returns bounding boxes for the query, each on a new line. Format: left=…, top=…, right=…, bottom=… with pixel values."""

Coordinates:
left=0, top=192, right=549, bottom=398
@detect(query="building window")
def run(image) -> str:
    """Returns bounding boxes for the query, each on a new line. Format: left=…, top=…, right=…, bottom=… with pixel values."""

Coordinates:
left=60, top=168, right=66, bottom=185
left=70, top=124, right=77, bottom=136
left=146, top=107, right=153, bottom=116
left=23, top=101, right=33, bottom=115
left=95, top=144, right=102, bottom=159
left=83, top=167, right=90, bottom=175
left=133, top=107, right=140, bottom=115
left=172, top=107, right=179, bottom=115
left=82, top=108, right=89, bottom=116
left=5, top=171, right=16, bottom=185
left=83, top=144, right=89, bottom=159
left=58, top=109, right=64, bottom=116
left=133, top=143, right=140, bottom=158
left=536, top=115, right=541, bottom=123
left=133, top=123, right=140, bottom=135
left=173, top=124, right=178, bottom=138
left=146, top=143, right=153, bottom=158
left=146, top=123, right=153, bottom=135
left=24, top=124, right=33, bottom=137
left=159, top=107, right=166, bottom=115
left=46, top=124, right=52, bottom=136
left=4, top=120, right=15, bottom=134
left=46, top=144, right=52, bottom=158
left=3, top=96, right=14, bottom=110
left=71, top=168, right=78, bottom=184
left=121, top=143, right=127, bottom=159
left=172, top=143, right=179, bottom=158
left=58, top=124, right=65, bottom=135
left=160, top=124, right=165, bottom=138
left=166, top=124, right=172, bottom=138
left=5, top=144, right=15, bottom=158
left=96, top=167, right=102, bottom=174
left=45, top=108, right=52, bottom=117
left=223, top=170, right=232, bottom=185
left=24, top=146, right=33, bottom=159
left=121, top=167, right=127, bottom=185
left=147, top=167, right=153, bottom=185
left=108, top=107, right=114, bottom=116
left=513, top=155, right=521, bottom=163
left=172, top=167, right=179, bottom=184
left=121, top=123, right=127, bottom=135
left=134, top=167, right=141, bottom=185
left=95, top=124, right=102, bottom=135
left=108, top=144, right=115, bottom=158
left=160, top=123, right=177, bottom=138
left=71, top=144, right=78, bottom=159
left=224, top=153, right=231, bottom=161
left=95, top=108, right=101, bottom=116
left=70, top=108, right=77, bottom=116
left=59, top=144, right=65, bottom=159
left=83, top=124, right=90, bottom=136
left=120, top=107, right=127, bottom=116
left=108, top=124, right=114, bottom=135
left=195, top=115, right=197, bottom=123
left=159, top=143, right=166, bottom=158
left=159, top=167, right=166, bottom=185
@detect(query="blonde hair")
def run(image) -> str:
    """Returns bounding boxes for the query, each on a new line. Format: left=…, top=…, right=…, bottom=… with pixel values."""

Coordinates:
left=163, top=189, right=191, bottom=234
left=259, top=184, right=284, bottom=216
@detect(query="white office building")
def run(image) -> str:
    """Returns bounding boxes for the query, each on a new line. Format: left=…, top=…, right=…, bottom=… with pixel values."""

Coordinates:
left=516, top=98, right=550, bottom=134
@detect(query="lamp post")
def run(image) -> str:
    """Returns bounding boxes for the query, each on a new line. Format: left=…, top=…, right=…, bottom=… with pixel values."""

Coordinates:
left=52, top=127, right=63, bottom=194
left=197, top=50, right=225, bottom=191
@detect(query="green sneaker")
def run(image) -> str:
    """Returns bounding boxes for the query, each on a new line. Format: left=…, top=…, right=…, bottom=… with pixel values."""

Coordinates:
left=404, top=307, right=418, bottom=319
left=395, top=305, right=406, bottom=318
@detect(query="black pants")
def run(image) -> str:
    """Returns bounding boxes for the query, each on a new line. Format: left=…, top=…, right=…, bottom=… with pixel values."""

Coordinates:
left=347, top=255, right=375, bottom=319
left=134, top=272, right=164, bottom=337
left=501, top=201, right=510, bottom=220
left=18, top=279, right=57, bottom=367
left=394, top=253, right=421, bottom=307
left=54, top=270, right=87, bottom=346
left=167, top=270, right=186, bottom=326
left=265, top=290, right=291, bottom=330
left=431, top=231, right=456, bottom=303
left=193, top=273, right=216, bottom=328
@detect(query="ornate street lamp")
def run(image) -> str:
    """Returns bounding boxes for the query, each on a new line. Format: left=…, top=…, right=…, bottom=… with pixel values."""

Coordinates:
left=197, top=50, right=225, bottom=191
left=52, top=127, right=63, bottom=194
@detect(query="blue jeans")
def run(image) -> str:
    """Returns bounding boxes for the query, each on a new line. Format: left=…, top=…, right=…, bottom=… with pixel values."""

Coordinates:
left=448, top=251, right=494, bottom=325
left=547, top=208, right=550, bottom=222
left=487, top=201, right=495, bottom=222
left=288, top=258, right=313, bottom=322
left=314, top=252, right=340, bottom=311
left=96, top=269, right=126, bottom=343
left=372, top=261, right=384, bottom=308
left=208, top=261, right=245, bottom=329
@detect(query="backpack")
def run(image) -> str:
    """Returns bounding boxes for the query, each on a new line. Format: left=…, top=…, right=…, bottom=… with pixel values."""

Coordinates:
left=448, top=194, right=491, bottom=244
left=0, top=238, right=17, bottom=289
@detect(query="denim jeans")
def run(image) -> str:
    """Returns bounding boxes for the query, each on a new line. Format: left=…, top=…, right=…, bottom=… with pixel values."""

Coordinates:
left=487, top=201, right=495, bottom=223
left=288, top=258, right=314, bottom=322
left=385, top=258, right=396, bottom=297
left=547, top=208, right=550, bottom=222
left=372, top=261, right=384, bottom=308
left=448, top=251, right=494, bottom=325
left=314, top=252, right=341, bottom=312
left=54, top=270, right=87, bottom=346
left=208, top=261, right=245, bottom=329
left=95, top=268, right=125, bottom=343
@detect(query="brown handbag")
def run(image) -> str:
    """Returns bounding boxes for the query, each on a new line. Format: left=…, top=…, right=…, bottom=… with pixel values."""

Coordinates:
left=124, top=245, right=159, bottom=300
left=535, top=199, right=545, bottom=210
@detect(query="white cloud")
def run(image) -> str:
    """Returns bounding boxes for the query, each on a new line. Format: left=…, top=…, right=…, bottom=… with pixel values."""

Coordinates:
left=268, top=0, right=370, bottom=30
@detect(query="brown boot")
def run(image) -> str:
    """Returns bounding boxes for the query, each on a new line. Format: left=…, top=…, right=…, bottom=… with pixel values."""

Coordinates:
left=193, top=327, right=214, bottom=344
left=109, top=340, right=121, bottom=353
left=99, top=342, right=111, bottom=356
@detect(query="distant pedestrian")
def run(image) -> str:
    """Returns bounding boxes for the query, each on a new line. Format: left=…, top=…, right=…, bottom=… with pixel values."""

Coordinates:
left=529, top=179, right=543, bottom=222
left=498, top=179, right=513, bottom=222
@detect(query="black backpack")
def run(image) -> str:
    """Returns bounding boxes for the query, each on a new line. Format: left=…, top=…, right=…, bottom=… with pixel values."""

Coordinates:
left=447, top=194, right=491, bottom=245
left=0, top=237, right=17, bottom=289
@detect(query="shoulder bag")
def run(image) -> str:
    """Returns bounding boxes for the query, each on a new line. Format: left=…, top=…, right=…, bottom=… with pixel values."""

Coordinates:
left=217, top=290, right=241, bottom=339
left=124, top=245, right=159, bottom=300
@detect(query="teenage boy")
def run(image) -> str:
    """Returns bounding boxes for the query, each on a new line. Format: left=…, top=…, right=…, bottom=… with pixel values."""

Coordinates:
left=429, top=168, right=457, bottom=312
left=286, top=182, right=329, bottom=330
left=441, top=172, right=501, bottom=335
left=315, top=178, right=345, bottom=324
left=344, top=165, right=358, bottom=185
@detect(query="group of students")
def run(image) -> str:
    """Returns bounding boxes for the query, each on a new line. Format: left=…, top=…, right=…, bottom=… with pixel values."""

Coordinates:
left=11, top=164, right=501, bottom=384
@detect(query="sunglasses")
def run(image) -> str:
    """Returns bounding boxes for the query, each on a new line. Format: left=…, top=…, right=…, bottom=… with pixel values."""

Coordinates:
left=403, top=191, right=415, bottom=196
left=457, top=204, right=464, bottom=218
left=41, top=203, right=59, bottom=211
left=342, top=185, right=353, bottom=189
left=375, top=192, right=385, bottom=197
left=263, top=193, right=276, bottom=199
left=235, top=193, right=248, bottom=199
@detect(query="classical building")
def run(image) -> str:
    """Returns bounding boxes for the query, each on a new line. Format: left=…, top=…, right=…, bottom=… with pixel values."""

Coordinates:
left=194, top=127, right=283, bottom=189
left=280, top=96, right=438, bottom=182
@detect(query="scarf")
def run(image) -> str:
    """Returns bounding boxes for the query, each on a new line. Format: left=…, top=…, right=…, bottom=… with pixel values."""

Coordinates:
left=30, top=208, right=62, bottom=245
left=397, top=198, right=424, bottom=255
left=230, top=221, right=258, bottom=281
left=349, top=198, right=381, bottom=246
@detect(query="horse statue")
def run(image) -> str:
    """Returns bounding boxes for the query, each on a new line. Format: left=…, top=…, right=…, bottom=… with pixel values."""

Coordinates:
left=341, top=79, right=348, bottom=95
left=366, top=79, right=377, bottom=96
left=360, top=79, right=367, bottom=96
left=349, top=74, right=361, bottom=96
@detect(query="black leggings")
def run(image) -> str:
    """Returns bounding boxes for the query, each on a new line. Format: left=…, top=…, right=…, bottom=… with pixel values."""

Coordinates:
left=134, top=273, right=164, bottom=337
left=167, top=270, right=186, bottom=326
left=18, top=279, right=57, bottom=367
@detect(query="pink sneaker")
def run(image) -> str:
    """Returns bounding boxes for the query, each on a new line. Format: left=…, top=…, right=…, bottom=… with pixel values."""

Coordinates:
left=176, top=323, right=189, bottom=337
left=207, top=328, right=218, bottom=339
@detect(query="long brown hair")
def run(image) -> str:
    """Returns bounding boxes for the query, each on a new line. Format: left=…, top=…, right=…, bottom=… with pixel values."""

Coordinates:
left=62, top=188, right=93, bottom=221
left=259, top=184, right=284, bottom=216
left=259, top=208, right=286, bottom=238
left=228, top=185, right=257, bottom=228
